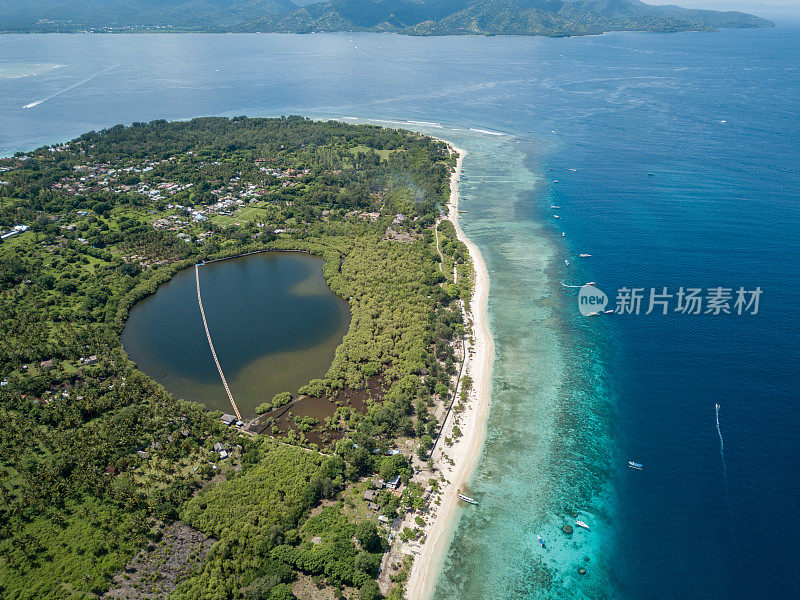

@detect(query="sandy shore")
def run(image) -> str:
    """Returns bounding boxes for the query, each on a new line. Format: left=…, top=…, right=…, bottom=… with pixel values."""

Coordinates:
left=402, top=144, right=495, bottom=600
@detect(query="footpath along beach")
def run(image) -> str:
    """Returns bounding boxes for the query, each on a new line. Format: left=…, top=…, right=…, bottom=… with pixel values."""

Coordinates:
left=398, top=143, right=495, bottom=600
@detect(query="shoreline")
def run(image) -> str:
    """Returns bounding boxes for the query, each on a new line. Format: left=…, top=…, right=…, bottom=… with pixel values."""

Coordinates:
left=403, top=143, right=495, bottom=600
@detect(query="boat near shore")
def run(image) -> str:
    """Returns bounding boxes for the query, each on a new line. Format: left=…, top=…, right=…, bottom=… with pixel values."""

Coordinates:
left=457, top=493, right=478, bottom=505
left=575, top=520, right=590, bottom=530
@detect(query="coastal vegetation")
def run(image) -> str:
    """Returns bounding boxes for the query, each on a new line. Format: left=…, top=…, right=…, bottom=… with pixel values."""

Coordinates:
left=0, top=116, right=469, bottom=599
left=0, top=0, right=772, bottom=36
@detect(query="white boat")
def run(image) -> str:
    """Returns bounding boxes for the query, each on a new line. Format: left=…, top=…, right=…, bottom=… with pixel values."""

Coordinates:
left=579, top=253, right=591, bottom=258
left=575, top=520, right=590, bottom=530
left=562, top=232, right=565, bottom=237
left=564, top=259, right=570, bottom=266
left=628, top=461, right=643, bottom=470
left=550, top=205, right=560, bottom=209
left=569, top=168, right=578, bottom=172
left=553, top=214, right=560, bottom=219
left=457, top=493, right=478, bottom=505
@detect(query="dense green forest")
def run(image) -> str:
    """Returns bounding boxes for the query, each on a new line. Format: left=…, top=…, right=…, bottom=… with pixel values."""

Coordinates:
left=0, top=116, right=470, bottom=599
left=0, top=0, right=772, bottom=36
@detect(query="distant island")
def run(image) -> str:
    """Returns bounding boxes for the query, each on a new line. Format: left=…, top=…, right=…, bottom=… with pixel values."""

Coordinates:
left=0, top=0, right=773, bottom=37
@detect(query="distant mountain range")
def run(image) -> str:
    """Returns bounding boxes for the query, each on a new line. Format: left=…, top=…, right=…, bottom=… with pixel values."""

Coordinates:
left=0, top=0, right=773, bottom=36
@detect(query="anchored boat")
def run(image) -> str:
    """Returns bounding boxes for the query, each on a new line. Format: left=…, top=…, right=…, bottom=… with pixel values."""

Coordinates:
left=538, top=535, right=546, bottom=549
left=628, top=461, right=643, bottom=470
left=575, top=520, right=590, bottom=531
left=457, top=493, right=478, bottom=505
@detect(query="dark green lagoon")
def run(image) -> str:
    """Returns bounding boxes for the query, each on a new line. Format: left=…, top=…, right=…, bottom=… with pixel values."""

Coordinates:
left=121, top=252, right=350, bottom=417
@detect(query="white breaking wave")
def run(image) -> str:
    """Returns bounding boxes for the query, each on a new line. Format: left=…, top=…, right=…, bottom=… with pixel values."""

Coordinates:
left=405, top=120, right=443, bottom=128
left=469, top=127, right=505, bottom=136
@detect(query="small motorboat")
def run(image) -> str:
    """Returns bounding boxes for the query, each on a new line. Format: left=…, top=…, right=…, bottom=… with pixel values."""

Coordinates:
left=562, top=232, right=566, bottom=237
left=550, top=205, right=560, bottom=209
left=579, top=253, right=591, bottom=258
left=538, top=535, right=546, bottom=549
left=585, top=281, right=596, bottom=286
left=575, top=520, right=590, bottom=531
left=553, top=214, right=560, bottom=219
left=628, top=461, right=643, bottom=470
left=605, top=309, right=614, bottom=314
left=569, top=168, right=578, bottom=172
left=457, top=493, right=478, bottom=505
left=564, top=259, right=570, bottom=266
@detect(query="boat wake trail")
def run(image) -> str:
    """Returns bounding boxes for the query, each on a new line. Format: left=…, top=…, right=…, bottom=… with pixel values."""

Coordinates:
left=23, top=63, right=118, bottom=109
left=716, top=403, right=733, bottom=516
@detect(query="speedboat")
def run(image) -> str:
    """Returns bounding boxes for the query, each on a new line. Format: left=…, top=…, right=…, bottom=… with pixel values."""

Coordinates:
left=628, top=461, right=643, bottom=470
left=550, top=205, right=560, bottom=209
left=553, top=214, right=560, bottom=219
left=579, top=253, right=591, bottom=258
left=575, top=520, right=590, bottom=531
left=564, top=259, right=570, bottom=266
left=538, top=535, right=546, bottom=548
left=562, top=232, right=565, bottom=237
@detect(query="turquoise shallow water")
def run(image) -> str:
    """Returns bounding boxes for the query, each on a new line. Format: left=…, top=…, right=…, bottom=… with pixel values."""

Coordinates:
left=409, top=128, right=616, bottom=599
left=2, top=26, right=799, bottom=598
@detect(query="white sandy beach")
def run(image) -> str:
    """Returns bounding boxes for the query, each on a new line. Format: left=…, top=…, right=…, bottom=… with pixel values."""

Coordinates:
left=402, top=144, right=495, bottom=600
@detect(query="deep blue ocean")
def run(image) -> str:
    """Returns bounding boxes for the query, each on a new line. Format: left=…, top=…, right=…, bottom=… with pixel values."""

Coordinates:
left=2, top=23, right=799, bottom=599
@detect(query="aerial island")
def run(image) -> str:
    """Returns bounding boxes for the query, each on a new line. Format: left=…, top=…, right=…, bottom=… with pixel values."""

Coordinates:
left=0, top=0, right=772, bottom=36
left=0, top=116, right=492, bottom=600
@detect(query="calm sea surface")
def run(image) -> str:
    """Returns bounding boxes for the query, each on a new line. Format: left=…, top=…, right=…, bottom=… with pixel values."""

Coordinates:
left=2, top=25, right=799, bottom=599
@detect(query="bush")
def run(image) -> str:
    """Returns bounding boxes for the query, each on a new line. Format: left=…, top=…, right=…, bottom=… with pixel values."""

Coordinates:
left=269, top=583, right=297, bottom=600
left=360, top=580, right=382, bottom=600
left=355, top=522, right=381, bottom=553
left=355, top=551, right=381, bottom=577
left=272, top=391, right=293, bottom=408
